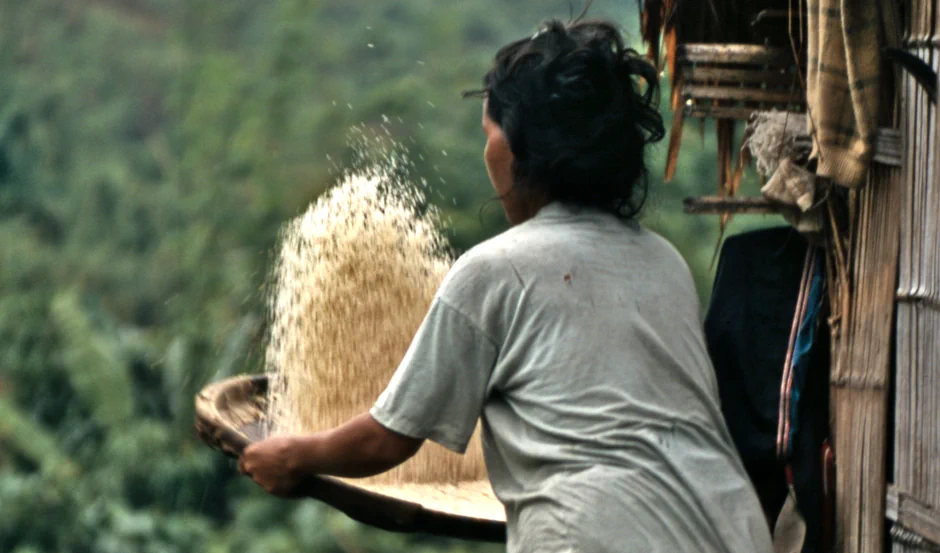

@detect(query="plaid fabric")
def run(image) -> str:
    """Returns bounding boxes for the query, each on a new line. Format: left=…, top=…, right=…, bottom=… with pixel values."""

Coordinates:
left=806, top=0, right=888, bottom=188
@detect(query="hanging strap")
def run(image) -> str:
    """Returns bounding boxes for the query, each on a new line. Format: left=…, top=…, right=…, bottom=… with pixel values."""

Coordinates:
left=776, top=246, right=816, bottom=459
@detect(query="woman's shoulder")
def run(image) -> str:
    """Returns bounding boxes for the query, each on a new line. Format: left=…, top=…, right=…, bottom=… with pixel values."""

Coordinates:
left=430, top=231, right=526, bottom=339
left=435, top=230, right=526, bottom=306
left=638, top=226, right=690, bottom=264
left=446, top=231, right=520, bottom=285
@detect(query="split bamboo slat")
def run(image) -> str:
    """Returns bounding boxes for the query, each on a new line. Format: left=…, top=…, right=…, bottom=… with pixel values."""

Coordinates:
left=891, top=0, right=940, bottom=551
left=830, top=161, right=901, bottom=553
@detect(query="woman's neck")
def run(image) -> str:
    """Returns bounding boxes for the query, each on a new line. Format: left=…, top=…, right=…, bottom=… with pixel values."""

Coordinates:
left=502, top=188, right=552, bottom=225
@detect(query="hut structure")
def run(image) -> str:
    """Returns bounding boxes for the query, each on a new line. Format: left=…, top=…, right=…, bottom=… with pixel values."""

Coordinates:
left=638, top=1, right=940, bottom=553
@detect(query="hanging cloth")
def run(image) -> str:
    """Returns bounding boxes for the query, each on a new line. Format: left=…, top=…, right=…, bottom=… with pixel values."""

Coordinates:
left=705, top=227, right=831, bottom=553
left=806, top=0, right=896, bottom=187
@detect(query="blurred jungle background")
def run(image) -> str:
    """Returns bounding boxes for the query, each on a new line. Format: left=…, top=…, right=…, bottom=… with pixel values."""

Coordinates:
left=0, top=1, right=776, bottom=551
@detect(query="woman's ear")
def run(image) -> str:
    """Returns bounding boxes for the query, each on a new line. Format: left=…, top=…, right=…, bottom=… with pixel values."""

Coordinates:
left=484, top=126, right=514, bottom=198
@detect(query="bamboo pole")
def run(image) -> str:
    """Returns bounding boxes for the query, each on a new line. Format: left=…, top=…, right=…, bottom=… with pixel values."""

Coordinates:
left=830, top=161, right=901, bottom=553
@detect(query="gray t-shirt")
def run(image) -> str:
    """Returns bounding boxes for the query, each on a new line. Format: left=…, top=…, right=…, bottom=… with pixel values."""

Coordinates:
left=371, top=202, right=773, bottom=553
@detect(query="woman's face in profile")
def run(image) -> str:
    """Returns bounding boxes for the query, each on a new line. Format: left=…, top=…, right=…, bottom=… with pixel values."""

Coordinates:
left=482, top=99, right=526, bottom=224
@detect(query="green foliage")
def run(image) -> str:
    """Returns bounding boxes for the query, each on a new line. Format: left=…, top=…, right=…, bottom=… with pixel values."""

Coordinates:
left=50, top=292, right=134, bottom=428
left=0, top=0, right=783, bottom=551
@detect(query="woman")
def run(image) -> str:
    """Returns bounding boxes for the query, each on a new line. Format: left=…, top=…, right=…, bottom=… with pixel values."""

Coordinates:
left=240, top=19, right=774, bottom=553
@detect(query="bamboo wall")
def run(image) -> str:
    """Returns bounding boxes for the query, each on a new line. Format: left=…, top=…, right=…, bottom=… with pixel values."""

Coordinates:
left=891, top=0, right=940, bottom=551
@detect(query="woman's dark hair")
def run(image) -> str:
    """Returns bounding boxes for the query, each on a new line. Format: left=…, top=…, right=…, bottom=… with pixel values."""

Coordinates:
left=467, top=19, right=665, bottom=219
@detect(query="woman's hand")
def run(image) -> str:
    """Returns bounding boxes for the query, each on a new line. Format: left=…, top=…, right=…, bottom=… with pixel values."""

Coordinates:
left=238, top=435, right=304, bottom=497
left=236, top=413, right=424, bottom=497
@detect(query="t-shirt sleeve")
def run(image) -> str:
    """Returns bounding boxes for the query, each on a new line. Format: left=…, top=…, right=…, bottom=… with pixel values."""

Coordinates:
left=370, top=296, right=499, bottom=454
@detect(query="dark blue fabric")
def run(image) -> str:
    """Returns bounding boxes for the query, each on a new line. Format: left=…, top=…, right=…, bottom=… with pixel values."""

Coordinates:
left=704, top=227, right=806, bottom=466
left=786, top=258, right=825, bottom=455
left=704, top=227, right=830, bottom=553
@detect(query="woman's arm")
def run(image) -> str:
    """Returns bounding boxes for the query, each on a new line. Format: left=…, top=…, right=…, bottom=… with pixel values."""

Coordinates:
left=239, top=413, right=423, bottom=496
left=240, top=290, right=500, bottom=497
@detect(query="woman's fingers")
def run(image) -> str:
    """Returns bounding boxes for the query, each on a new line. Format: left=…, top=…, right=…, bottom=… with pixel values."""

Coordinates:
left=237, top=451, right=251, bottom=475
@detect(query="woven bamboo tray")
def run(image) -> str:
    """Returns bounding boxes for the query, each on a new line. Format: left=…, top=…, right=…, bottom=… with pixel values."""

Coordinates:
left=194, top=375, right=507, bottom=542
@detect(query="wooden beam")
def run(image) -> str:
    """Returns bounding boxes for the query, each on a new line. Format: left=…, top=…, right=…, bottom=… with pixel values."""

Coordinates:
left=685, top=105, right=805, bottom=120
left=683, top=66, right=798, bottom=86
left=682, top=196, right=795, bottom=214
left=682, top=84, right=801, bottom=104
left=677, top=44, right=794, bottom=66
left=886, top=485, right=940, bottom=546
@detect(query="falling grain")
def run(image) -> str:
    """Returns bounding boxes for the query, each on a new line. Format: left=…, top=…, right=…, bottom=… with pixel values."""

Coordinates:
left=263, top=167, right=489, bottom=485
